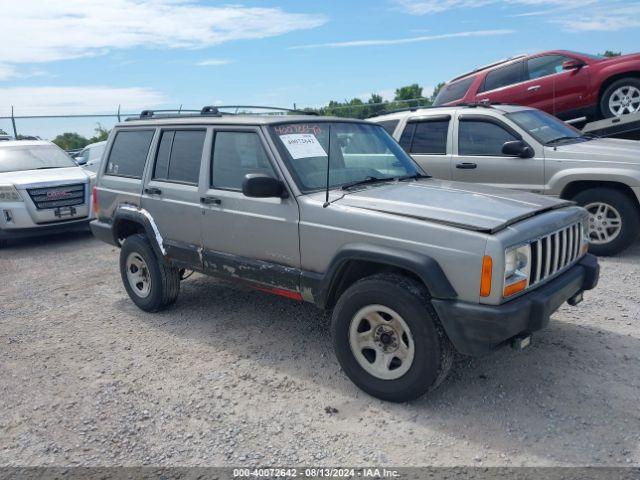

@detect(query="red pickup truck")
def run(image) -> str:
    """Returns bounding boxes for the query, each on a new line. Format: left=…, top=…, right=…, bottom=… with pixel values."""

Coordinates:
left=433, top=50, right=640, bottom=121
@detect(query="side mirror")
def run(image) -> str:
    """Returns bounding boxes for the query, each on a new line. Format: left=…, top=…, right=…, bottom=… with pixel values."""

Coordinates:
left=242, top=173, right=287, bottom=198
left=502, top=140, right=534, bottom=158
left=562, top=59, right=584, bottom=71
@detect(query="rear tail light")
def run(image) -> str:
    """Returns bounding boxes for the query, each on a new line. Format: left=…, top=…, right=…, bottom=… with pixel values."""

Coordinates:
left=92, top=186, right=99, bottom=216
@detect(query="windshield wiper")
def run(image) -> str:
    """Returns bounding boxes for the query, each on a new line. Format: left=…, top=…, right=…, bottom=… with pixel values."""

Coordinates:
left=35, top=166, right=63, bottom=170
left=545, top=136, right=581, bottom=146
left=397, top=172, right=431, bottom=181
left=341, top=176, right=394, bottom=190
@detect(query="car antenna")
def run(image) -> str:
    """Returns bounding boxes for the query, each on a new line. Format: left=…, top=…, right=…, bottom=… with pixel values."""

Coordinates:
left=323, top=125, right=332, bottom=208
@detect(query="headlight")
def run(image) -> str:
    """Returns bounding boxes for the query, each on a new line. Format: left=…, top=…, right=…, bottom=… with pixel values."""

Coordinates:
left=504, top=244, right=531, bottom=297
left=0, top=185, right=22, bottom=202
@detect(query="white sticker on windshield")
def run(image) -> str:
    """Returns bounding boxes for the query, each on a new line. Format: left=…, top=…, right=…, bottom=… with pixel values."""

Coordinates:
left=279, top=134, right=327, bottom=159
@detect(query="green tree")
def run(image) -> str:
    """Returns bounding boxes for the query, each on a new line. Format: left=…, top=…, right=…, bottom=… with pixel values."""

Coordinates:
left=89, top=123, right=110, bottom=143
left=52, top=132, right=89, bottom=151
left=394, top=84, right=423, bottom=101
left=600, top=50, right=622, bottom=57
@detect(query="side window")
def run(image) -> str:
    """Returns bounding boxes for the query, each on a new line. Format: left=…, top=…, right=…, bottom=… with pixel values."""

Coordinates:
left=377, top=120, right=399, bottom=136
left=527, top=55, right=570, bottom=80
left=458, top=120, right=518, bottom=156
left=211, top=131, right=276, bottom=190
left=106, top=130, right=154, bottom=178
left=410, top=120, right=449, bottom=154
left=153, top=130, right=205, bottom=184
left=480, top=62, right=524, bottom=93
left=398, top=123, right=415, bottom=152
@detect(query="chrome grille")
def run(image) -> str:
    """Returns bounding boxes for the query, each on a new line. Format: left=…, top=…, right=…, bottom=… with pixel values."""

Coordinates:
left=26, top=184, right=85, bottom=210
left=529, top=222, right=582, bottom=287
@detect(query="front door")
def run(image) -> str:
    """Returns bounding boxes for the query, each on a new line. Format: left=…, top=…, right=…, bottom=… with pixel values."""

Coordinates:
left=200, top=126, right=301, bottom=292
left=141, top=128, right=206, bottom=268
left=451, top=116, right=544, bottom=192
left=523, top=54, right=591, bottom=118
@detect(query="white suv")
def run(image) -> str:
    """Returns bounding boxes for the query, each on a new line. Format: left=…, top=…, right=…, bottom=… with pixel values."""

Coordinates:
left=0, top=140, right=94, bottom=247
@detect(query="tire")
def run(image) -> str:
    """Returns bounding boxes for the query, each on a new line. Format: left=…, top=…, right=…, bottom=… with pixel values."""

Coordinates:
left=119, top=234, right=180, bottom=312
left=572, top=188, right=640, bottom=256
left=331, top=273, right=454, bottom=402
left=600, top=78, right=640, bottom=118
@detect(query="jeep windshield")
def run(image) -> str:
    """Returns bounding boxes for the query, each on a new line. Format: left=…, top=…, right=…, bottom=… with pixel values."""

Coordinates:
left=0, top=145, right=77, bottom=173
left=270, top=121, right=422, bottom=193
left=506, top=109, right=593, bottom=146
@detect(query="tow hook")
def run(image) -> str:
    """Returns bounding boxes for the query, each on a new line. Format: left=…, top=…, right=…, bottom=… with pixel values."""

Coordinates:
left=568, top=291, right=584, bottom=306
left=511, top=334, right=532, bottom=351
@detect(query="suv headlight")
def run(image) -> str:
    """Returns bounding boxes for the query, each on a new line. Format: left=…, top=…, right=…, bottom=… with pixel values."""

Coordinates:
left=0, top=185, right=22, bottom=202
left=504, top=244, right=530, bottom=297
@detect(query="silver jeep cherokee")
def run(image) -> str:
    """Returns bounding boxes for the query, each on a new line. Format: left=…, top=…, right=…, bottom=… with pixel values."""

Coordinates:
left=90, top=107, right=599, bottom=402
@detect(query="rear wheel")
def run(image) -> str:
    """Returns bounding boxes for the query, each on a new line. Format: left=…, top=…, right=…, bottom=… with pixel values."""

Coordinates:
left=119, top=234, right=180, bottom=311
left=572, top=188, right=640, bottom=256
left=331, top=273, right=453, bottom=402
left=600, top=78, right=640, bottom=118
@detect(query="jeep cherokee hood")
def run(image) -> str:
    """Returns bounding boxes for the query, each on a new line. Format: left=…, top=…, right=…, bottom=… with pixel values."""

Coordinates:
left=333, top=179, right=572, bottom=233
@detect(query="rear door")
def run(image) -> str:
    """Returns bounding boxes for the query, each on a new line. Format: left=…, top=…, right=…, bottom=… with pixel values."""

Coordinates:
left=141, top=127, right=206, bottom=268
left=451, top=114, right=544, bottom=192
left=475, top=61, right=527, bottom=105
left=398, top=116, right=452, bottom=179
left=200, top=126, right=301, bottom=290
left=523, top=54, right=590, bottom=118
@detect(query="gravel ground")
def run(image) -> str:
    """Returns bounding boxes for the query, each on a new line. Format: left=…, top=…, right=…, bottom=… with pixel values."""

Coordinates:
left=1, top=232, right=639, bottom=467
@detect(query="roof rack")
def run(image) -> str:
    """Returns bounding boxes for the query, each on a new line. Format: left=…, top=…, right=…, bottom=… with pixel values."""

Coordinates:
left=449, top=54, right=528, bottom=83
left=366, top=105, right=434, bottom=118
left=127, top=105, right=318, bottom=121
left=367, top=101, right=521, bottom=118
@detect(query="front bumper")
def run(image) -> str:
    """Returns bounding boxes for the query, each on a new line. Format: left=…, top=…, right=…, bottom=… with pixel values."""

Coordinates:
left=0, top=218, right=90, bottom=241
left=431, top=254, right=599, bottom=356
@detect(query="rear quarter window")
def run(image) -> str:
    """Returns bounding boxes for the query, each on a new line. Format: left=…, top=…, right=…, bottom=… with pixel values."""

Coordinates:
left=106, top=130, right=155, bottom=178
left=376, top=120, right=399, bottom=136
left=433, top=76, right=476, bottom=106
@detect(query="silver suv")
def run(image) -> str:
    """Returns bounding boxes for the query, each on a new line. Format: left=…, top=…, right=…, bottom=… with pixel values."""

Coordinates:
left=91, top=107, right=599, bottom=402
left=0, top=140, right=94, bottom=247
left=370, top=104, right=640, bottom=256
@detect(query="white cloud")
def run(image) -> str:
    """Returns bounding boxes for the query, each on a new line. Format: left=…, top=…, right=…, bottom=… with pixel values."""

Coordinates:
left=559, top=4, right=640, bottom=31
left=0, top=1, right=326, bottom=78
left=393, top=0, right=640, bottom=31
left=290, top=29, right=513, bottom=49
left=0, top=86, right=167, bottom=116
left=196, top=59, right=233, bottom=67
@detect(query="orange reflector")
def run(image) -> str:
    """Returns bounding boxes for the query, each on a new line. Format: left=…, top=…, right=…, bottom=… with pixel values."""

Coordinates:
left=480, top=255, right=493, bottom=297
left=580, top=242, right=589, bottom=255
left=504, top=279, right=527, bottom=298
left=92, top=186, right=99, bottom=217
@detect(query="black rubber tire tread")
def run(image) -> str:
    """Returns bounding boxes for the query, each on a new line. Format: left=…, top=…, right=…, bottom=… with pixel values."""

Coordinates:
left=572, top=187, right=640, bottom=256
left=600, top=77, right=640, bottom=119
left=331, top=273, right=454, bottom=402
left=119, top=234, right=180, bottom=312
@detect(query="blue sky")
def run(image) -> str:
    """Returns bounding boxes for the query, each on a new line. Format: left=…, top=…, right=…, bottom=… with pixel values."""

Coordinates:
left=0, top=0, right=639, bottom=139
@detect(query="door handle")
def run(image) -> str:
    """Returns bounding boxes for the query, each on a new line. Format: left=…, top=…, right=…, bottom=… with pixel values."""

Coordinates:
left=200, top=196, right=222, bottom=205
left=527, top=85, right=541, bottom=92
left=144, top=187, right=162, bottom=195
left=456, top=162, right=477, bottom=170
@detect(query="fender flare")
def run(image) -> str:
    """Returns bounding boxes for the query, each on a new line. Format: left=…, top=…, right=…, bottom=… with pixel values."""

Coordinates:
left=112, top=205, right=167, bottom=259
left=304, top=243, right=457, bottom=308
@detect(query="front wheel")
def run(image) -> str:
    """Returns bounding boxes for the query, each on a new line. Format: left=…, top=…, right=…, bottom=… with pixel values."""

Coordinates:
left=331, top=274, right=453, bottom=402
left=119, top=234, right=181, bottom=312
left=572, top=188, right=640, bottom=256
left=600, top=78, right=640, bottom=118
